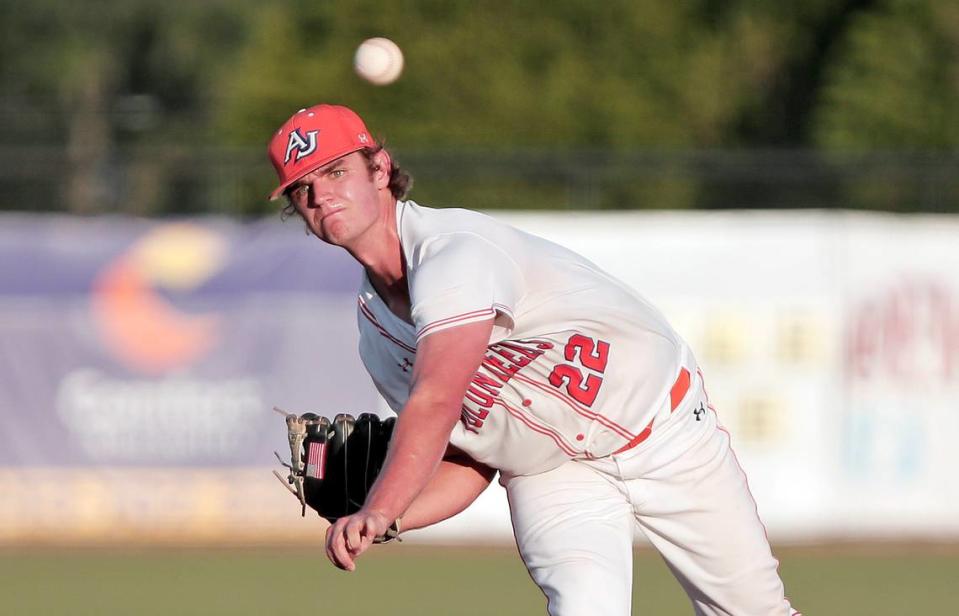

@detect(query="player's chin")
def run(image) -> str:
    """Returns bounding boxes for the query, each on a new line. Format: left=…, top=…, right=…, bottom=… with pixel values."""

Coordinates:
left=320, top=221, right=352, bottom=246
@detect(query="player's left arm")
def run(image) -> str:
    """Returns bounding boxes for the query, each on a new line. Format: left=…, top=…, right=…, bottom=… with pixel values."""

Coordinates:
left=326, top=316, right=494, bottom=571
left=400, top=446, right=497, bottom=532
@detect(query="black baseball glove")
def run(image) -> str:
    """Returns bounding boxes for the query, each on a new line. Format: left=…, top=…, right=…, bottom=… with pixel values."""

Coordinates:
left=272, top=408, right=401, bottom=542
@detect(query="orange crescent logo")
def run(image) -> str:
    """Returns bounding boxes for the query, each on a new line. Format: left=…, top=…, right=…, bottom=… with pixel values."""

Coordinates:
left=91, top=224, right=226, bottom=375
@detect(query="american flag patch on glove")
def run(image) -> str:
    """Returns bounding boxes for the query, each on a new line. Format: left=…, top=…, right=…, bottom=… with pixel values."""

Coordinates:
left=306, top=441, right=327, bottom=479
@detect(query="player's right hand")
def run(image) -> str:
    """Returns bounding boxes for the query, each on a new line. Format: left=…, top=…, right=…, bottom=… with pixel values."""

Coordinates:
left=325, top=508, right=391, bottom=571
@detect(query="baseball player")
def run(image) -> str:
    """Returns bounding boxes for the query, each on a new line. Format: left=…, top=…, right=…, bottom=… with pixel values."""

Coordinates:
left=267, top=104, right=800, bottom=616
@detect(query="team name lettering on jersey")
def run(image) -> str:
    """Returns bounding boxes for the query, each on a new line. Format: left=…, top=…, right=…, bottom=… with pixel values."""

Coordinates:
left=461, top=339, right=554, bottom=432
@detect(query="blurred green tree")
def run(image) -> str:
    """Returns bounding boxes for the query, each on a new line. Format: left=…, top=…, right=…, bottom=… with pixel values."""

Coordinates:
left=0, top=0, right=955, bottom=214
left=0, top=0, right=256, bottom=213
left=214, top=0, right=818, bottom=210
left=811, top=0, right=959, bottom=211
left=813, top=0, right=959, bottom=148
left=216, top=0, right=794, bottom=149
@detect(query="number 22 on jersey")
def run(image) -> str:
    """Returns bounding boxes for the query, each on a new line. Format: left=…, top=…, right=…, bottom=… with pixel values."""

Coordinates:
left=547, top=333, right=610, bottom=407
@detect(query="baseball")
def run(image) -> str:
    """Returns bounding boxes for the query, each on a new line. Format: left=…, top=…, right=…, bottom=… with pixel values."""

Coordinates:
left=354, top=37, right=404, bottom=86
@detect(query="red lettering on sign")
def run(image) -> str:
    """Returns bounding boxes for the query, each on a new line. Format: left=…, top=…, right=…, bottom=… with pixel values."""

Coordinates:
left=846, top=279, right=958, bottom=383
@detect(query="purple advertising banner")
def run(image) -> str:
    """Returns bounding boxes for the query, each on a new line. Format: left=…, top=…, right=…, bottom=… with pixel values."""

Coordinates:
left=0, top=214, right=382, bottom=467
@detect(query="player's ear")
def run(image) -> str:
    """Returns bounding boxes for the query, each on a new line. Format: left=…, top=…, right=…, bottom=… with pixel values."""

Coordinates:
left=372, top=149, right=392, bottom=189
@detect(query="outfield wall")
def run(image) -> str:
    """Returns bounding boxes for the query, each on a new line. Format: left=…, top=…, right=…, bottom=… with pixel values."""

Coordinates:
left=1, top=210, right=957, bottom=544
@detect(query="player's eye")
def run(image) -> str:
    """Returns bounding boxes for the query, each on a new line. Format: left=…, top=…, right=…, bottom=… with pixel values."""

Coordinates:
left=290, top=185, right=309, bottom=201
left=329, top=168, right=346, bottom=179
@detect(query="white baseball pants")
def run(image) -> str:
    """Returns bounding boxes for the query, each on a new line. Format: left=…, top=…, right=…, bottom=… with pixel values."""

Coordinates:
left=505, top=376, right=799, bottom=616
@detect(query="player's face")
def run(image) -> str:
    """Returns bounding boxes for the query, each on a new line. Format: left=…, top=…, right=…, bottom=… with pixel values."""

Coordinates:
left=286, top=152, right=385, bottom=247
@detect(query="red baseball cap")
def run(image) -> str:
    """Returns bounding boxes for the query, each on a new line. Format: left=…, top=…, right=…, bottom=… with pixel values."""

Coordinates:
left=267, top=104, right=374, bottom=200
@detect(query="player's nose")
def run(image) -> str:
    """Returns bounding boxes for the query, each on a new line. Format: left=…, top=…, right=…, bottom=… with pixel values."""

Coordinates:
left=306, top=180, right=335, bottom=210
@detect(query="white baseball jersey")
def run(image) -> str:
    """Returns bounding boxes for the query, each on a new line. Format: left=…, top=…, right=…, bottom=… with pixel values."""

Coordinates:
left=354, top=201, right=798, bottom=615
left=357, top=200, right=695, bottom=477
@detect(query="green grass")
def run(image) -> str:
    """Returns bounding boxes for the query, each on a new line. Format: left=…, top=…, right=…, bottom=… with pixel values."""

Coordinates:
left=0, top=544, right=956, bottom=615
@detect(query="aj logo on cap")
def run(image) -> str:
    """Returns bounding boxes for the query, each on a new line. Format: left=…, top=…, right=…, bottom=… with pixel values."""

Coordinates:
left=284, top=129, right=319, bottom=164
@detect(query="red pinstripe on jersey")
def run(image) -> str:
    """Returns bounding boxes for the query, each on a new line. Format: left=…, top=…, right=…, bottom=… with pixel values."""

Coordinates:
left=511, top=372, right=637, bottom=441
left=358, top=297, right=417, bottom=354
left=492, top=399, right=578, bottom=456
left=416, top=307, right=497, bottom=341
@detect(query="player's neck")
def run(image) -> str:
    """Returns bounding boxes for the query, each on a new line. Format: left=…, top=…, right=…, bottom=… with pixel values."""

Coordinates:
left=367, top=269, right=412, bottom=324
left=363, top=244, right=407, bottom=299
left=351, top=195, right=411, bottom=321
left=365, top=250, right=411, bottom=324
left=347, top=194, right=402, bottom=280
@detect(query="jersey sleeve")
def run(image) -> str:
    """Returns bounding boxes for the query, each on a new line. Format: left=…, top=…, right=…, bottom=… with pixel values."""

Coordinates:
left=408, top=232, right=523, bottom=343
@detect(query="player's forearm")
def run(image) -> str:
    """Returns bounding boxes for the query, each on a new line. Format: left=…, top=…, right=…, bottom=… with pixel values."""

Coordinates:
left=364, top=318, right=494, bottom=525
left=363, top=395, right=463, bottom=522
left=401, top=456, right=496, bottom=532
